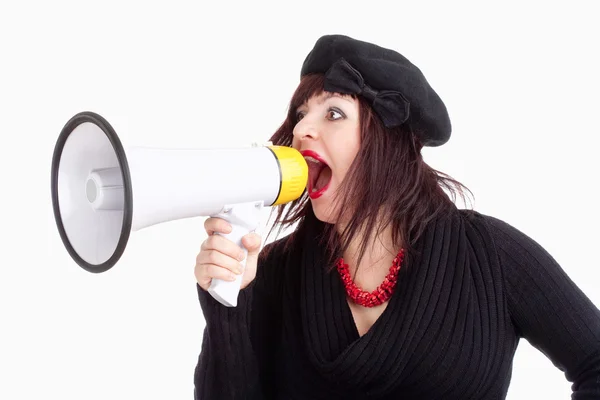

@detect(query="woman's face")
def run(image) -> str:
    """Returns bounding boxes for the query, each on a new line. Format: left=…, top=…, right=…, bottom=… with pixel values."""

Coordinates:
left=291, top=91, right=361, bottom=224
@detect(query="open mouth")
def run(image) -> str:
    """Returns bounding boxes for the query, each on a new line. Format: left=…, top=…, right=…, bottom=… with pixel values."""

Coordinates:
left=301, top=150, right=332, bottom=199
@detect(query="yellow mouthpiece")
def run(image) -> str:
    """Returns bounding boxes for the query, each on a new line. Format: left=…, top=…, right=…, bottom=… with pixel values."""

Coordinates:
left=268, top=145, right=308, bottom=206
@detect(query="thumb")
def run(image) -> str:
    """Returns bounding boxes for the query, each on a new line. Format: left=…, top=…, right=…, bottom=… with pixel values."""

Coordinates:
left=242, top=232, right=262, bottom=256
left=242, top=233, right=262, bottom=272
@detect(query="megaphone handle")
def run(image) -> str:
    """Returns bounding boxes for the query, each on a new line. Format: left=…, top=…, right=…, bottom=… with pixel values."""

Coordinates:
left=207, top=202, right=264, bottom=307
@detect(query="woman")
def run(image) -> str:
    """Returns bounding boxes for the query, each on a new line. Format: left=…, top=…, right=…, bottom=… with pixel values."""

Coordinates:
left=193, top=35, right=600, bottom=399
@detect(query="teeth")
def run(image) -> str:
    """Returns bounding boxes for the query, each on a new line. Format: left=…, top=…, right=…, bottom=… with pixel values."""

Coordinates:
left=305, top=156, right=321, bottom=164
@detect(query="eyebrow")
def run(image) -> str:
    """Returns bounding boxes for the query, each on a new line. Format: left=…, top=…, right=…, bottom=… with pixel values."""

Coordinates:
left=297, top=92, right=353, bottom=111
left=320, top=92, right=353, bottom=104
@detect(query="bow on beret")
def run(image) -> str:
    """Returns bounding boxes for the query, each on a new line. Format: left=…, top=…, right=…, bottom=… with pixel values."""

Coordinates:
left=300, top=35, right=451, bottom=147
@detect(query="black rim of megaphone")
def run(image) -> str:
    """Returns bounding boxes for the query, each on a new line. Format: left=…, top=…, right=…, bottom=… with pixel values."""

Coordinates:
left=51, top=111, right=133, bottom=273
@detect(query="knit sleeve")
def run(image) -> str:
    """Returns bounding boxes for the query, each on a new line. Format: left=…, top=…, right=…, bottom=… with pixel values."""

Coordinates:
left=193, top=236, right=288, bottom=400
left=485, top=215, right=600, bottom=399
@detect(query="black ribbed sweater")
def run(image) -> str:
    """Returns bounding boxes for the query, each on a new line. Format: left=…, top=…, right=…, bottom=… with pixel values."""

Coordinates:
left=194, top=208, right=600, bottom=399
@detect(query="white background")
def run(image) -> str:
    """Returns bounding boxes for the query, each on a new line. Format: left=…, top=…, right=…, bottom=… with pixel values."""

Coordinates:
left=1, top=1, right=599, bottom=399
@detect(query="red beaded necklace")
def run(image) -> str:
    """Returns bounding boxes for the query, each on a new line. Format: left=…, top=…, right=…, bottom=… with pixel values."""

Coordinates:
left=336, top=249, right=405, bottom=308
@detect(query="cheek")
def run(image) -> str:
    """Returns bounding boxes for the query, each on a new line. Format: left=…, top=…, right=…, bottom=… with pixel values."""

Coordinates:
left=343, top=148, right=359, bottom=173
left=333, top=140, right=360, bottom=180
left=342, top=132, right=360, bottom=166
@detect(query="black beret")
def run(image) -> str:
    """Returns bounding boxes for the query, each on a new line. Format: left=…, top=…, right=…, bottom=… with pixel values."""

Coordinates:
left=300, top=34, right=451, bottom=147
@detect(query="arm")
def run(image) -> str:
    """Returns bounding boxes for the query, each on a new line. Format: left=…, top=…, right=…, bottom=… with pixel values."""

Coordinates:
left=485, top=215, right=600, bottom=398
left=193, top=237, right=287, bottom=400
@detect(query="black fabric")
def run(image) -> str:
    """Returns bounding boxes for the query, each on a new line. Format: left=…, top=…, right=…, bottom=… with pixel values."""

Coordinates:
left=194, top=207, right=600, bottom=399
left=301, top=34, right=452, bottom=147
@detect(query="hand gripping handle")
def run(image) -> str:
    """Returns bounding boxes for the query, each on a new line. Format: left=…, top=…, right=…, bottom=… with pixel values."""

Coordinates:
left=207, top=202, right=264, bottom=307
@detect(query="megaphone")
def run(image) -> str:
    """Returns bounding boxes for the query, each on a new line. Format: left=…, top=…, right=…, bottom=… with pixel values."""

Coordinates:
left=51, top=111, right=307, bottom=307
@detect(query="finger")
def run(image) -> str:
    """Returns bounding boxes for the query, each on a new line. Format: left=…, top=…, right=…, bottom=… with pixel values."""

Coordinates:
left=200, top=234, right=246, bottom=261
left=195, top=264, right=236, bottom=290
left=195, top=266, right=212, bottom=291
left=203, top=264, right=238, bottom=282
left=204, top=217, right=232, bottom=236
left=197, top=250, right=244, bottom=275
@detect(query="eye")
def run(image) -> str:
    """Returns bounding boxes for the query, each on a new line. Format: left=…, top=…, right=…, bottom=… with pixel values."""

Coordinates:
left=295, top=111, right=305, bottom=122
left=326, top=108, right=345, bottom=121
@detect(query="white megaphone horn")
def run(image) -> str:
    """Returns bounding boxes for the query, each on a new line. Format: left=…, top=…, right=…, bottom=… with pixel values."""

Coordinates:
left=50, top=111, right=308, bottom=307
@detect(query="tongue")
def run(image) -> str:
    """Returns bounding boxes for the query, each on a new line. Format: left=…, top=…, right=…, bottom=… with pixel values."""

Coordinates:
left=314, top=165, right=332, bottom=191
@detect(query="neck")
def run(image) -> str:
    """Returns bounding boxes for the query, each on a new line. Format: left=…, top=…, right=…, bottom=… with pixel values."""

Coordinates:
left=337, top=220, right=401, bottom=291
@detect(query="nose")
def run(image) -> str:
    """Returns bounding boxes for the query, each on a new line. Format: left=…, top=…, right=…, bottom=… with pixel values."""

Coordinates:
left=293, top=117, right=320, bottom=142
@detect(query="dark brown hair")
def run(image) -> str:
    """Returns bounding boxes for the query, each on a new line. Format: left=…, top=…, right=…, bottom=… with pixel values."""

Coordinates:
left=264, top=73, right=474, bottom=270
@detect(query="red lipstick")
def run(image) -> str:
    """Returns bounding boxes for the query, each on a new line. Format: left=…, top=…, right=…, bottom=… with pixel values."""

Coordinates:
left=300, top=150, right=331, bottom=200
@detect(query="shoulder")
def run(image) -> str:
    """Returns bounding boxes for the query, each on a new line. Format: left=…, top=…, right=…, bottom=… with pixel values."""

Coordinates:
left=457, top=208, right=528, bottom=240
left=457, top=209, right=558, bottom=271
left=459, top=209, right=536, bottom=245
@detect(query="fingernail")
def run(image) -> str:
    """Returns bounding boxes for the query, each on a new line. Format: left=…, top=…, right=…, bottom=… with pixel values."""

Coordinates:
left=228, top=273, right=236, bottom=281
left=238, top=252, right=245, bottom=261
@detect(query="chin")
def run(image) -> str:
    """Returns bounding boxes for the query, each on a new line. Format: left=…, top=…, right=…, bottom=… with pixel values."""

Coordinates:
left=310, top=193, right=343, bottom=225
left=312, top=204, right=337, bottom=224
